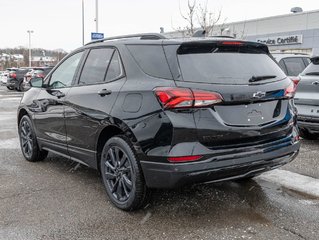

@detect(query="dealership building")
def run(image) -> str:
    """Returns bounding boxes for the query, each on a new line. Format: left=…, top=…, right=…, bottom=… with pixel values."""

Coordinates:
left=166, top=9, right=319, bottom=56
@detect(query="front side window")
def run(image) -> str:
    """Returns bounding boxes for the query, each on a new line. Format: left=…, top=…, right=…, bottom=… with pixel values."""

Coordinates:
left=79, top=48, right=114, bottom=85
left=49, top=51, right=84, bottom=88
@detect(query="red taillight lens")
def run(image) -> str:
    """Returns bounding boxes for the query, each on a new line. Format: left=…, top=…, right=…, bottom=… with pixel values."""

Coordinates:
left=193, top=89, right=223, bottom=107
left=290, top=76, right=300, bottom=87
left=10, top=73, right=16, bottom=78
left=221, top=41, right=244, bottom=45
left=155, top=87, right=193, bottom=108
left=168, top=155, right=202, bottom=163
left=284, top=81, right=296, bottom=98
left=154, top=87, right=223, bottom=109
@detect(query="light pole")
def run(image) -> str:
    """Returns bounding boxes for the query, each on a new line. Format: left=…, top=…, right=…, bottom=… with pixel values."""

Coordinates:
left=82, top=0, right=84, bottom=45
left=27, top=30, right=34, bottom=67
left=95, top=0, right=98, bottom=32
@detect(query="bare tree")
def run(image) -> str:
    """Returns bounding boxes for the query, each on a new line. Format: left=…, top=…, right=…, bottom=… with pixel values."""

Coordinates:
left=173, top=0, right=225, bottom=37
left=197, top=2, right=222, bottom=36
left=178, top=0, right=197, bottom=36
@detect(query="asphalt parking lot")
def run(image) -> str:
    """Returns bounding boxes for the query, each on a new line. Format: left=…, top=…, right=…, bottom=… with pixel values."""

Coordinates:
left=0, top=86, right=319, bottom=240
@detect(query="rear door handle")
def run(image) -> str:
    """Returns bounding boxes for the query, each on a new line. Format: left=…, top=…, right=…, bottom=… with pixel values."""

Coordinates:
left=98, top=89, right=112, bottom=96
left=312, top=81, right=319, bottom=85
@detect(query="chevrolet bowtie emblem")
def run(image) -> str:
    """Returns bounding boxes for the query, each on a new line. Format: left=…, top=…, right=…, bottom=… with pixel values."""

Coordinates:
left=253, top=91, right=266, bottom=98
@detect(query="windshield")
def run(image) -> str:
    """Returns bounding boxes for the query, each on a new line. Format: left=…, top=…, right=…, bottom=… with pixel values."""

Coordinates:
left=178, top=52, right=286, bottom=85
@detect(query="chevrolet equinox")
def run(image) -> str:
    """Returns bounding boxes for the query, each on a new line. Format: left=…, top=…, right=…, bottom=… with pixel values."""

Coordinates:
left=18, top=33, right=300, bottom=210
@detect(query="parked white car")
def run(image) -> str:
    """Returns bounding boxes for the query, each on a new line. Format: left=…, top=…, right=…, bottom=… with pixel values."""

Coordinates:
left=0, top=71, right=8, bottom=85
left=271, top=53, right=311, bottom=77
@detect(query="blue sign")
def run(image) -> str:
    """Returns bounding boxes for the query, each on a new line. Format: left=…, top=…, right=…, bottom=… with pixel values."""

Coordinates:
left=91, top=32, right=104, bottom=40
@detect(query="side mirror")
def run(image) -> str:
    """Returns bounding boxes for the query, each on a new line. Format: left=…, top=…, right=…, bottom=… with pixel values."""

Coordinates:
left=30, top=77, right=43, bottom=88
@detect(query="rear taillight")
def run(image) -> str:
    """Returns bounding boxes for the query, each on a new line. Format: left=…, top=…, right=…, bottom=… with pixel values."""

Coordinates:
left=284, top=81, right=296, bottom=98
left=168, top=155, right=202, bottom=163
left=10, top=73, right=16, bottom=78
left=290, top=76, right=300, bottom=87
left=154, top=87, right=223, bottom=109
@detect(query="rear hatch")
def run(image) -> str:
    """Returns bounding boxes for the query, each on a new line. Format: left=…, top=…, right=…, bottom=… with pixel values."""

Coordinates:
left=165, top=40, right=295, bottom=148
left=295, top=58, right=319, bottom=118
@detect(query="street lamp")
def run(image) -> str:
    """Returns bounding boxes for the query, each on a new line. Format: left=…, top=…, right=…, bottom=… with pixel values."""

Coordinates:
left=82, top=0, right=84, bottom=45
left=95, top=0, right=98, bottom=32
left=27, top=30, right=34, bottom=67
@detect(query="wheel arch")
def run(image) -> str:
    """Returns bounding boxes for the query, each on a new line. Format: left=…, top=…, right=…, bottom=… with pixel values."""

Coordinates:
left=17, top=108, right=29, bottom=126
left=96, top=121, right=142, bottom=172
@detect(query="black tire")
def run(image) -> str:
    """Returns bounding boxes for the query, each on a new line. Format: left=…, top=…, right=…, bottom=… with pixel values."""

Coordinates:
left=17, top=81, right=24, bottom=92
left=19, top=115, right=48, bottom=162
left=100, top=135, right=150, bottom=211
left=6, top=86, right=13, bottom=90
left=299, top=129, right=319, bottom=140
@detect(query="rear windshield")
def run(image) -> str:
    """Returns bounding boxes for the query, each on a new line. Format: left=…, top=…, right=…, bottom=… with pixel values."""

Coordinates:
left=301, top=62, right=319, bottom=76
left=178, top=49, right=286, bottom=85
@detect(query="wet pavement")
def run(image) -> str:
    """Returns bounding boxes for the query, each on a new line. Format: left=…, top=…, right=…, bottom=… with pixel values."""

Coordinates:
left=0, top=86, right=319, bottom=240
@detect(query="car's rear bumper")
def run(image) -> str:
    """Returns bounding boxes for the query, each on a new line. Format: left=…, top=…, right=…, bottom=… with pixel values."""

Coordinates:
left=298, top=115, right=319, bottom=133
left=141, top=140, right=300, bottom=188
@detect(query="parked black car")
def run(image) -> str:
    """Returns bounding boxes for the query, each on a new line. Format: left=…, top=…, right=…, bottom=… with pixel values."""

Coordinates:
left=7, top=67, right=32, bottom=91
left=18, top=33, right=300, bottom=210
left=295, top=56, right=319, bottom=139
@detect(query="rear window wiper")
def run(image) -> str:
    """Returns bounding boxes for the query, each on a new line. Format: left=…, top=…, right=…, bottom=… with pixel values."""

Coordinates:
left=305, top=72, right=319, bottom=76
left=249, top=75, right=277, bottom=83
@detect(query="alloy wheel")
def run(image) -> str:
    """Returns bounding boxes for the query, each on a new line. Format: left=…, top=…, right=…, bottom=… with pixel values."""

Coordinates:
left=20, top=120, right=33, bottom=158
left=103, top=146, right=133, bottom=203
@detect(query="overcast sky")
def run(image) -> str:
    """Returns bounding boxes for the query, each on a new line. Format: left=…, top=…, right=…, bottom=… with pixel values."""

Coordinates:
left=0, top=0, right=318, bottom=51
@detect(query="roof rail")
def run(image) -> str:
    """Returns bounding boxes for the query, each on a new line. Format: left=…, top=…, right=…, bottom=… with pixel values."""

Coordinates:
left=85, top=33, right=166, bottom=45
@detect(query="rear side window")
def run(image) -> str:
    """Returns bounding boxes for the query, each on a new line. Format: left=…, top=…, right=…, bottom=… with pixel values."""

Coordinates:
left=282, top=57, right=306, bottom=76
left=105, top=50, right=122, bottom=82
left=79, top=48, right=114, bottom=85
left=178, top=50, right=285, bottom=85
left=127, top=45, right=173, bottom=79
left=301, top=63, right=319, bottom=76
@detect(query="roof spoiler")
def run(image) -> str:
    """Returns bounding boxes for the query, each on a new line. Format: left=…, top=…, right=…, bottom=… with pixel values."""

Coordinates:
left=177, top=40, right=269, bottom=55
left=310, top=56, right=319, bottom=64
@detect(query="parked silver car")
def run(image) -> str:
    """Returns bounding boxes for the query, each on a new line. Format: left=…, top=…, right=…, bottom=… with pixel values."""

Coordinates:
left=295, top=56, right=319, bottom=139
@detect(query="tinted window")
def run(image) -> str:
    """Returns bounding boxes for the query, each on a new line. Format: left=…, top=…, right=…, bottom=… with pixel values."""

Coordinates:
left=105, top=50, right=122, bottom=82
left=178, top=52, right=285, bottom=85
left=127, top=45, right=173, bottom=79
left=283, top=57, right=306, bottom=76
left=79, top=48, right=114, bottom=85
left=49, top=51, right=83, bottom=88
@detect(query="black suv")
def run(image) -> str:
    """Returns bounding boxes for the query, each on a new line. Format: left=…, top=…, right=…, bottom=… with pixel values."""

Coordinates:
left=7, top=67, right=32, bottom=91
left=18, top=33, right=300, bottom=210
